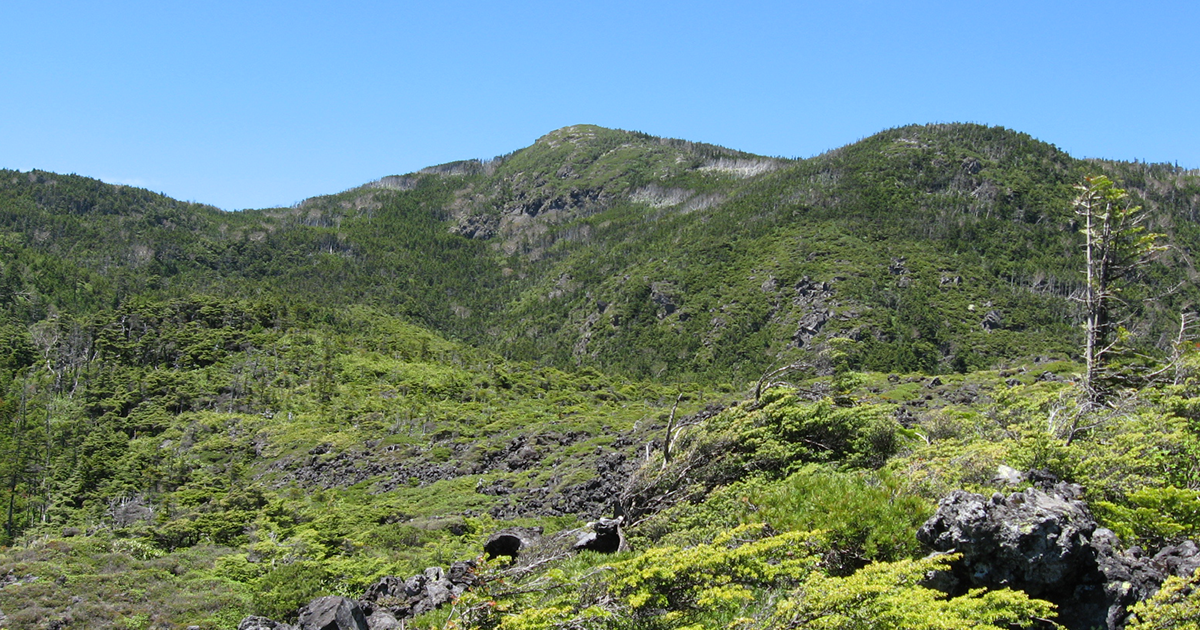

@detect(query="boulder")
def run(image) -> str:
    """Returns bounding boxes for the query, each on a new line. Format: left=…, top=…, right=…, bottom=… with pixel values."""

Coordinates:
left=360, top=560, right=475, bottom=620
left=1152, top=539, right=1200, bottom=578
left=918, top=483, right=1200, bottom=630
left=363, top=610, right=400, bottom=630
left=296, top=596, right=368, bottom=630
left=448, top=560, right=478, bottom=590
left=917, top=484, right=1096, bottom=597
left=238, top=616, right=296, bottom=630
left=573, top=516, right=626, bottom=553
left=484, top=527, right=544, bottom=559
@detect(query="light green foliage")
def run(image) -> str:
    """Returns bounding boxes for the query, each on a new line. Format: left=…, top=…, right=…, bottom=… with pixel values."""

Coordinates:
left=745, top=466, right=931, bottom=570
left=471, top=527, right=1051, bottom=630
left=636, top=466, right=931, bottom=572
left=673, top=390, right=902, bottom=477
left=1092, top=486, right=1200, bottom=549
left=0, top=536, right=252, bottom=629
left=1126, top=568, right=1200, bottom=630
left=609, top=524, right=820, bottom=626
left=773, top=555, right=1055, bottom=630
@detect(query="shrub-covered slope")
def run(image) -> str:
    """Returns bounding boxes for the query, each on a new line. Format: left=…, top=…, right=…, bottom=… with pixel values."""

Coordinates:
left=2, top=123, right=1200, bottom=629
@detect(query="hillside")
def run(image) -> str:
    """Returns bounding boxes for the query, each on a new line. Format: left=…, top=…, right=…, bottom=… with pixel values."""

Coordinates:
left=1, top=124, right=1199, bottom=629
left=6, top=124, right=1200, bottom=381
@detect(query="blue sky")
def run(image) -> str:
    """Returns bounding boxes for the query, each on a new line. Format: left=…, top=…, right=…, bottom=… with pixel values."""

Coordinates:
left=3, top=1, right=1197, bottom=210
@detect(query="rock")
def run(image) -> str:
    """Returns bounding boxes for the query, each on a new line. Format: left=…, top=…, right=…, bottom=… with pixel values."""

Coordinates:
left=296, top=596, right=369, bottom=630
left=364, top=610, right=400, bottom=630
left=360, top=562, right=475, bottom=621
left=992, top=465, right=1024, bottom=485
left=649, top=282, right=679, bottom=318
left=573, top=516, right=626, bottom=553
left=419, top=567, right=453, bottom=615
left=1152, top=540, right=1200, bottom=578
left=918, top=484, right=1200, bottom=630
left=448, top=560, right=478, bottom=589
left=918, top=484, right=1095, bottom=598
left=484, top=527, right=544, bottom=559
left=238, top=617, right=296, bottom=630
left=981, top=309, right=1003, bottom=332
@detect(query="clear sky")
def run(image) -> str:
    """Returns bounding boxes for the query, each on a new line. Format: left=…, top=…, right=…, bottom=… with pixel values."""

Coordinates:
left=3, top=1, right=1197, bottom=211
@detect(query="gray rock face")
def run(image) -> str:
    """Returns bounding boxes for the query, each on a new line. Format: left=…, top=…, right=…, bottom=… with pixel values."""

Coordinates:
left=296, top=596, right=369, bottom=630
left=917, top=484, right=1096, bottom=597
left=918, top=483, right=1200, bottom=630
left=363, top=610, right=400, bottom=630
left=238, top=616, right=296, bottom=630
left=359, top=560, right=476, bottom=620
left=981, top=309, right=1003, bottom=331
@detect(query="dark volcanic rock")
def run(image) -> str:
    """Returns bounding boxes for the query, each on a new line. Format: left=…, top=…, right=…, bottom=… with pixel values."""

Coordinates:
left=485, top=526, right=545, bottom=559
left=918, top=483, right=1200, bottom=630
left=296, top=596, right=368, bottom=630
left=917, top=484, right=1096, bottom=597
left=360, top=561, right=477, bottom=621
left=364, top=610, right=400, bottom=630
left=1152, top=540, right=1200, bottom=578
left=573, top=516, right=626, bottom=553
left=238, top=617, right=296, bottom=630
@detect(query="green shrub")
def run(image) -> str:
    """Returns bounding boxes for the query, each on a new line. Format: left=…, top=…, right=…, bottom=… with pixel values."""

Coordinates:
left=772, top=555, right=1055, bottom=630
left=1126, top=568, right=1200, bottom=630
left=251, top=561, right=334, bottom=621
left=1093, top=486, right=1200, bottom=550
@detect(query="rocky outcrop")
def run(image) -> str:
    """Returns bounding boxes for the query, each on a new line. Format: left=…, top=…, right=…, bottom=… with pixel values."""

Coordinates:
left=918, top=484, right=1097, bottom=597
left=981, top=309, right=1004, bottom=332
left=238, top=560, right=477, bottom=630
left=790, top=276, right=835, bottom=350
left=918, top=482, right=1200, bottom=630
left=296, top=597, right=368, bottom=630
left=238, top=616, right=295, bottom=630
left=359, top=562, right=477, bottom=620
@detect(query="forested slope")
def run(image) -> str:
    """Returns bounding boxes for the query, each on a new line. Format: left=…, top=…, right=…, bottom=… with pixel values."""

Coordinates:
left=0, top=124, right=1199, bottom=629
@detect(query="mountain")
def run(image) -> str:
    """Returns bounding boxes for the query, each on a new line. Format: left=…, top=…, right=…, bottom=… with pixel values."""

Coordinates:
left=5, top=124, right=1200, bottom=382
left=0, top=124, right=1198, bottom=629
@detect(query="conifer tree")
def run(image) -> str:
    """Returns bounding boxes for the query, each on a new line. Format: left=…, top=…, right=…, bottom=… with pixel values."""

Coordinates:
left=1073, top=175, right=1164, bottom=407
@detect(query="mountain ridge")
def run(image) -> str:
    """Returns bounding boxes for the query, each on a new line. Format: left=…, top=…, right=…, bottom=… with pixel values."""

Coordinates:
left=4, top=122, right=1199, bottom=381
